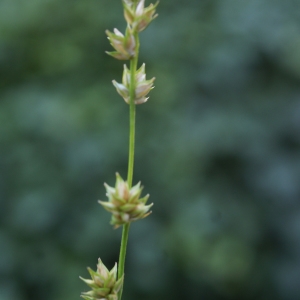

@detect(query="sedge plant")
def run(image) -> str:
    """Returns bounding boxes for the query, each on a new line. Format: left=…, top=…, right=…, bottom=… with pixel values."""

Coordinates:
left=79, top=1, right=158, bottom=299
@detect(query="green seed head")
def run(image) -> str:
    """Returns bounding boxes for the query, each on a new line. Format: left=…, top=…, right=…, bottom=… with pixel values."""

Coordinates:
left=99, top=173, right=153, bottom=228
left=80, top=259, right=124, bottom=300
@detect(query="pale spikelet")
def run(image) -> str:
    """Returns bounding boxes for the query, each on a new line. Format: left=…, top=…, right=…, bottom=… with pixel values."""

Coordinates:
left=80, top=259, right=123, bottom=300
left=122, top=0, right=159, bottom=32
left=106, top=27, right=136, bottom=60
left=112, top=63, right=155, bottom=105
left=99, top=173, right=153, bottom=228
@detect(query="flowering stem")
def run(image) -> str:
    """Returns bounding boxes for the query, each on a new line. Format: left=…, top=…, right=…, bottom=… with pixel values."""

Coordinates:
left=118, top=31, right=140, bottom=300
left=127, top=63, right=137, bottom=187
left=117, top=223, right=130, bottom=300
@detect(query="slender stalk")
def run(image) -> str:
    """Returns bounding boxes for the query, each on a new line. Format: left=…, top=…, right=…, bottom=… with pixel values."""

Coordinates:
left=127, top=54, right=137, bottom=188
left=118, top=32, right=140, bottom=300
left=117, top=223, right=130, bottom=299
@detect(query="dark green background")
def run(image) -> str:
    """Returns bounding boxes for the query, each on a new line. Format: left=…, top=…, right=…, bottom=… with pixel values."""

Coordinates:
left=1, top=0, right=300, bottom=299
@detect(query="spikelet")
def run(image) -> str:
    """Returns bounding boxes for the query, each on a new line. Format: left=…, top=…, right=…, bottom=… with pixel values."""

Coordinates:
left=80, top=259, right=124, bottom=300
left=99, top=173, right=153, bottom=228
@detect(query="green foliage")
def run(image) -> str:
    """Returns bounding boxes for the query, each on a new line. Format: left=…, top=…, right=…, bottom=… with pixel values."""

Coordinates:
left=1, top=0, right=300, bottom=300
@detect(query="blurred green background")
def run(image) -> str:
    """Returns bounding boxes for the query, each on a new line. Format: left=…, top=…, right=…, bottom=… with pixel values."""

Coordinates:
left=1, top=0, right=300, bottom=299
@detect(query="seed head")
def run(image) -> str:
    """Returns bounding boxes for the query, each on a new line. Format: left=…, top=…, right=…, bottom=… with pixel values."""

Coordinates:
left=106, top=27, right=135, bottom=60
left=112, top=63, right=155, bottom=105
left=80, top=259, right=123, bottom=300
left=99, top=173, right=153, bottom=228
left=123, top=0, right=159, bottom=32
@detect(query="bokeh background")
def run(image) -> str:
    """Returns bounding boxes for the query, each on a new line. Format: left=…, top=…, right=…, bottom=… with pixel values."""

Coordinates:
left=1, top=0, right=300, bottom=299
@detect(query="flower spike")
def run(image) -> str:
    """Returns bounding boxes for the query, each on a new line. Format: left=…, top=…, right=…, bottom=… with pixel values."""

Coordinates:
left=106, top=26, right=136, bottom=60
left=80, top=259, right=124, bottom=300
left=123, top=0, right=159, bottom=32
left=99, top=173, right=153, bottom=228
left=112, top=63, right=155, bottom=105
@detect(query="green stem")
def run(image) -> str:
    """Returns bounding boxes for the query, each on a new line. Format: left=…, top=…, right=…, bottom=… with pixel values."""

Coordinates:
left=118, top=32, right=140, bottom=300
left=127, top=56, right=137, bottom=188
left=117, top=223, right=130, bottom=290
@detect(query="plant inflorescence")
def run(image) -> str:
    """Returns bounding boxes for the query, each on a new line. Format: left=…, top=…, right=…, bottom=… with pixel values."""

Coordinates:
left=80, top=1, right=158, bottom=299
